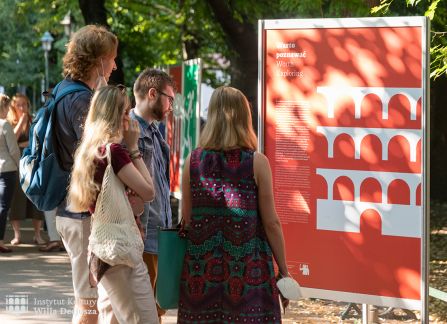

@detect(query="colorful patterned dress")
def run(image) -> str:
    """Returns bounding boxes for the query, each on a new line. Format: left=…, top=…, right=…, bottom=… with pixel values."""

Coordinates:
left=177, top=148, right=281, bottom=324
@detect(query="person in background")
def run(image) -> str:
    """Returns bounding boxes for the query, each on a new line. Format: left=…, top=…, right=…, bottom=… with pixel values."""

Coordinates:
left=0, top=94, right=20, bottom=253
left=39, top=208, right=65, bottom=252
left=177, top=86, right=290, bottom=323
left=7, top=93, right=45, bottom=246
left=53, top=25, right=118, bottom=323
left=131, top=68, right=175, bottom=321
left=68, top=85, right=158, bottom=323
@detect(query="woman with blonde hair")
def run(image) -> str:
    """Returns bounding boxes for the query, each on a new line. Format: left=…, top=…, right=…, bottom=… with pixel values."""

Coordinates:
left=178, top=86, right=290, bottom=323
left=0, top=94, right=20, bottom=253
left=68, top=85, right=158, bottom=323
left=7, top=93, right=45, bottom=246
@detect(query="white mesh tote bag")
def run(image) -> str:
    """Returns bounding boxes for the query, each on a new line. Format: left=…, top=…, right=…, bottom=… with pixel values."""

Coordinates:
left=89, top=143, right=144, bottom=267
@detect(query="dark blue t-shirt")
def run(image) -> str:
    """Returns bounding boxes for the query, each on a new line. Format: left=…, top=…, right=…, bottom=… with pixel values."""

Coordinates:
left=54, top=78, right=92, bottom=219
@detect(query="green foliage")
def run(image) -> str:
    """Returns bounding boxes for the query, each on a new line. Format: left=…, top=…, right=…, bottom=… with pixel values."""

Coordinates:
left=426, top=0, right=441, bottom=20
left=407, top=0, right=423, bottom=6
left=280, top=0, right=325, bottom=17
left=325, top=0, right=370, bottom=17
left=431, top=44, right=447, bottom=78
left=0, top=0, right=83, bottom=96
left=105, top=0, right=181, bottom=82
left=2, top=0, right=446, bottom=94
left=280, top=0, right=370, bottom=18
left=371, top=0, right=392, bottom=13
left=0, top=0, right=42, bottom=89
left=176, top=0, right=230, bottom=87
left=371, top=0, right=447, bottom=79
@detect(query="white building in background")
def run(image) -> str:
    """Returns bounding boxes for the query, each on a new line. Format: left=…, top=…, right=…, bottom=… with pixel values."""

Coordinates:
left=200, top=83, right=214, bottom=121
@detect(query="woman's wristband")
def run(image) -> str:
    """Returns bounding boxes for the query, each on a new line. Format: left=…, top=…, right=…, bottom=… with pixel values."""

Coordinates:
left=128, top=148, right=141, bottom=160
left=130, top=152, right=142, bottom=160
left=128, top=148, right=140, bottom=156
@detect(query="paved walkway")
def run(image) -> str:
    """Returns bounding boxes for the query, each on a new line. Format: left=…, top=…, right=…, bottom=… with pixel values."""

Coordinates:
left=0, top=220, right=177, bottom=323
left=0, top=220, right=297, bottom=323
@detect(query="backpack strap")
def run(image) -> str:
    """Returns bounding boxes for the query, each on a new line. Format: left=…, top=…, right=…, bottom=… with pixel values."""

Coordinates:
left=52, top=81, right=90, bottom=105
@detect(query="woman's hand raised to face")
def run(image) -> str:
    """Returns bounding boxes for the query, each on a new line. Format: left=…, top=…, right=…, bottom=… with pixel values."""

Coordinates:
left=122, top=118, right=140, bottom=151
left=20, top=104, right=28, bottom=114
left=15, top=113, right=29, bottom=136
left=18, top=113, right=28, bottom=124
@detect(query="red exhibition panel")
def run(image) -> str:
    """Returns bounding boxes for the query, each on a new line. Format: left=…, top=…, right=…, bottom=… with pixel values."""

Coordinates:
left=261, top=18, right=428, bottom=310
left=167, top=65, right=182, bottom=195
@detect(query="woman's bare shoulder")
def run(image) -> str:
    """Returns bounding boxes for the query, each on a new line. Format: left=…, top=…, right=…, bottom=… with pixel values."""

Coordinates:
left=254, top=151, right=270, bottom=167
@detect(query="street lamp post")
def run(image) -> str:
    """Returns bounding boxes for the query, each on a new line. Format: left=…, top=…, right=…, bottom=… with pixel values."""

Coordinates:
left=40, top=31, right=54, bottom=92
left=60, top=11, right=73, bottom=37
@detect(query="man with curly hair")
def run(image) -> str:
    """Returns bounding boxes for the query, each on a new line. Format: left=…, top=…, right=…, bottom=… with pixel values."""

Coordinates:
left=52, top=25, right=118, bottom=324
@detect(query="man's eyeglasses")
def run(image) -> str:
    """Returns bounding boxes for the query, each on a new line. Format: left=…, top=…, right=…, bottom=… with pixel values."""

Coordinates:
left=156, top=89, right=174, bottom=107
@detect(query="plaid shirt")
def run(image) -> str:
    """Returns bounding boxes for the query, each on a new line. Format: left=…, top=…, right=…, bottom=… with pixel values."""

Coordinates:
left=130, top=110, right=172, bottom=254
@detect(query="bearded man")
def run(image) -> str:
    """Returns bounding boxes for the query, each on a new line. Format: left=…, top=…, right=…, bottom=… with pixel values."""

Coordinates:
left=131, top=68, right=175, bottom=321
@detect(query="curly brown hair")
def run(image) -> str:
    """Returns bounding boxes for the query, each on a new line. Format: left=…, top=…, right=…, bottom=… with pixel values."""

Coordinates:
left=63, top=25, right=118, bottom=81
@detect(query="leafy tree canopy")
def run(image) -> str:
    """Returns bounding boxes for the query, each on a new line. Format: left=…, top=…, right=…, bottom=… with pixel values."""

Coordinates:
left=1, top=0, right=446, bottom=95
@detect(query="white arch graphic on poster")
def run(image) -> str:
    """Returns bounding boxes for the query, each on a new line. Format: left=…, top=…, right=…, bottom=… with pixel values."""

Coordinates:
left=316, top=168, right=421, bottom=237
left=316, top=168, right=421, bottom=206
left=316, top=87, right=422, bottom=120
left=316, top=126, right=421, bottom=162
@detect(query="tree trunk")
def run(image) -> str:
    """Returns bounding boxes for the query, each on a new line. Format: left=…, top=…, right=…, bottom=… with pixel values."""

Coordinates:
left=179, top=0, right=200, bottom=60
left=79, top=0, right=107, bottom=24
left=206, top=0, right=259, bottom=131
left=78, top=0, right=124, bottom=84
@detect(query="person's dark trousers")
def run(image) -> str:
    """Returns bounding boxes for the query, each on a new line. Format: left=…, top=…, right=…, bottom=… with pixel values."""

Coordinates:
left=0, top=171, right=17, bottom=240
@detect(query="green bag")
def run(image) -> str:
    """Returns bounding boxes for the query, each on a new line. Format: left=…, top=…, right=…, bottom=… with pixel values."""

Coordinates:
left=156, top=228, right=186, bottom=309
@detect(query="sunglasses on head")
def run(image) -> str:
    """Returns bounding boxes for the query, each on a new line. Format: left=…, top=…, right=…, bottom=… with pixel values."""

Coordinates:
left=113, top=84, right=127, bottom=93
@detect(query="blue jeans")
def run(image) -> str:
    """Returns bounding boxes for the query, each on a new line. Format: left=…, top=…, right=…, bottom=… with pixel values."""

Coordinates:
left=0, top=171, right=17, bottom=240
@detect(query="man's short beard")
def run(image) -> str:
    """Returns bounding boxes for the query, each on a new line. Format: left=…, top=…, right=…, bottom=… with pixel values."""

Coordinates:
left=150, top=96, right=164, bottom=121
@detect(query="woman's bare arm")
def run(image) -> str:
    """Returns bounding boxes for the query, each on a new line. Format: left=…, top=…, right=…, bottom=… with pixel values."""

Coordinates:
left=254, top=152, right=289, bottom=276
